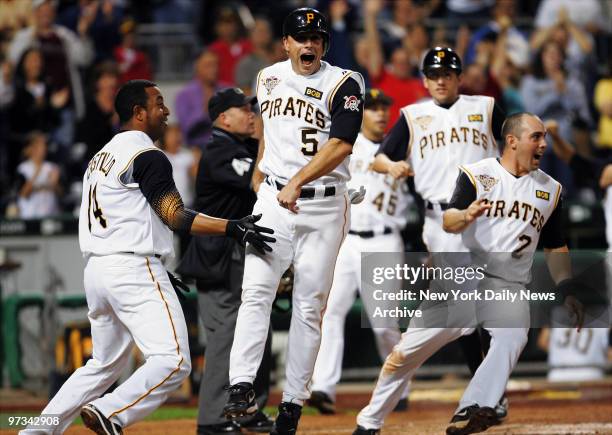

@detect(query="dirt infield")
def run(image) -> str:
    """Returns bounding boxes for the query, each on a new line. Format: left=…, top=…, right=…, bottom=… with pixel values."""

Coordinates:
left=3, top=381, right=612, bottom=434
left=51, top=400, right=611, bottom=434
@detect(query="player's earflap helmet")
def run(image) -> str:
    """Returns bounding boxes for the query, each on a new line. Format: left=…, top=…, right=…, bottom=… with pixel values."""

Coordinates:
left=283, top=7, right=330, bottom=55
left=422, top=47, right=462, bottom=76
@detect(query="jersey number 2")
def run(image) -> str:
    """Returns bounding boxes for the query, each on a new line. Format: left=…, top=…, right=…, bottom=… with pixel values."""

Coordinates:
left=301, top=128, right=319, bottom=156
left=88, top=184, right=107, bottom=231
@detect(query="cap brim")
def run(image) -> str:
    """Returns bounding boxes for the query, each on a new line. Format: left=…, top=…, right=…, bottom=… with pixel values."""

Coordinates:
left=365, top=96, right=393, bottom=107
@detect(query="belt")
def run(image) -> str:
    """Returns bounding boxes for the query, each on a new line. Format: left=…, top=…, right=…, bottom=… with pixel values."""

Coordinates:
left=425, top=200, right=450, bottom=211
left=122, top=251, right=162, bottom=258
left=266, top=176, right=336, bottom=199
left=349, top=227, right=393, bottom=238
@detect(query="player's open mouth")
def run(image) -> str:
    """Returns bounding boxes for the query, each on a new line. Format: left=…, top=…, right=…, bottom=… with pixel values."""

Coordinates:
left=300, top=53, right=315, bottom=65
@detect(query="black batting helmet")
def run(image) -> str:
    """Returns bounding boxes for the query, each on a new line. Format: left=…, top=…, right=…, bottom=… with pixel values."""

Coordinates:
left=283, top=8, right=330, bottom=54
left=422, top=47, right=462, bottom=75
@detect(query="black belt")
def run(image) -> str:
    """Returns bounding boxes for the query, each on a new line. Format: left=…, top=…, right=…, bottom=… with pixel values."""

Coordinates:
left=425, top=201, right=450, bottom=211
left=122, top=251, right=162, bottom=258
left=266, top=177, right=336, bottom=199
left=349, top=227, right=393, bottom=238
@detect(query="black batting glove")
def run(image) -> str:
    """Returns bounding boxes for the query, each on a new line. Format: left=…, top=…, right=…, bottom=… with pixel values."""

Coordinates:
left=168, top=271, right=190, bottom=301
left=226, top=214, right=276, bottom=255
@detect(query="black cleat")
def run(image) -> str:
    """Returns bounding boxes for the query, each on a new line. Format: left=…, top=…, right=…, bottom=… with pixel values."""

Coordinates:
left=197, top=421, right=242, bottom=435
left=271, top=402, right=302, bottom=435
left=352, top=425, right=381, bottom=435
left=223, top=382, right=258, bottom=419
left=495, top=396, right=508, bottom=419
left=307, top=391, right=336, bottom=415
left=446, top=405, right=500, bottom=435
left=80, top=404, right=123, bottom=435
left=241, top=410, right=274, bottom=433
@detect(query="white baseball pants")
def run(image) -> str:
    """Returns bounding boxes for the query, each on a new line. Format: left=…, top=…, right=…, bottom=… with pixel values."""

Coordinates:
left=311, top=231, right=409, bottom=401
left=20, top=254, right=191, bottom=434
left=229, top=183, right=350, bottom=405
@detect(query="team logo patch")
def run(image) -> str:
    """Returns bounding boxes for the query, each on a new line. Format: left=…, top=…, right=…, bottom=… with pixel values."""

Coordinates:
left=305, top=87, right=322, bottom=100
left=263, top=76, right=280, bottom=95
left=476, top=174, right=498, bottom=192
left=536, top=190, right=550, bottom=201
left=343, top=95, right=360, bottom=111
left=414, top=115, right=433, bottom=130
left=468, top=114, right=483, bottom=122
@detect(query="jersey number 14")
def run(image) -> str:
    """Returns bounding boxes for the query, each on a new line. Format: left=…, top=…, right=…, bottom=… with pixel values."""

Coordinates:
left=87, top=183, right=107, bottom=231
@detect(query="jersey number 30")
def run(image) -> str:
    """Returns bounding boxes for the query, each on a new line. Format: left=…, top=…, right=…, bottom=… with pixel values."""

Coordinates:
left=87, top=183, right=107, bottom=231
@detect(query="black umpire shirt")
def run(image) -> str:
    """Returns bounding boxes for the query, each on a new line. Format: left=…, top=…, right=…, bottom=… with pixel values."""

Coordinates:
left=194, top=127, right=258, bottom=219
left=177, top=127, right=258, bottom=286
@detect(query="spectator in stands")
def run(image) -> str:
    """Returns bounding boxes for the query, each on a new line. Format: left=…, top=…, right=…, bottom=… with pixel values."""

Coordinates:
left=531, top=7, right=597, bottom=92
left=0, top=0, right=33, bottom=38
left=520, top=40, right=591, bottom=193
left=234, top=17, right=274, bottom=94
left=534, top=0, right=609, bottom=34
left=209, top=5, right=252, bottom=86
left=8, top=47, right=63, bottom=175
left=378, top=0, right=440, bottom=55
left=594, top=67, right=612, bottom=149
left=113, top=18, right=153, bottom=84
left=464, top=0, right=528, bottom=66
left=489, top=18, right=527, bottom=114
left=8, top=0, right=94, bottom=149
left=16, top=131, right=61, bottom=219
left=446, top=0, right=495, bottom=28
left=460, top=62, right=502, bottom=101
left=160, top=124, right=199, bottom=208
left=175, top=49, right=228, bottom=148
left=324, top=0, right=359, bottom=71
left=400, top=23, right=429, bottom=76
left=364, top=0, right=427, bottom=129
left=74, top=61, right=119, bottom=170
left=58, top=0, right=123, bottom=62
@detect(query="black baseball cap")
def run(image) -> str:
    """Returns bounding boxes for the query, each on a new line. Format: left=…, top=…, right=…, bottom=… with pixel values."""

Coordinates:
left=209, top=88, right=257, bottom=121
left=364, top=88, right=393, bottom=108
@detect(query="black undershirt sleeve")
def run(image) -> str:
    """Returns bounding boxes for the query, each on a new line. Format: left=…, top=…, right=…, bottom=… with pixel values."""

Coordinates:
left=329, top=76, right=364, bottom=144
left=448, top=171, right=477, bottom=210
left=376, top=113, right=410, bottom=161
left=132, top=150, right=197, bottom=232
left=541, top=196, right=565, bottom=249
left=492, top=103, right=505, bottom=141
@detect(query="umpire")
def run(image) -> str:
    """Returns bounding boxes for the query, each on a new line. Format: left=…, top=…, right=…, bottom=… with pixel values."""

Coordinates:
left=178, top=88, right=273, bottom=435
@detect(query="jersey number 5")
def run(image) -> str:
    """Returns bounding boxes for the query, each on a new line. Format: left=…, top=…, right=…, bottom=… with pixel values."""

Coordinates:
left=88, top=183, right=107, bottom=231
left=301, top=128, right=319, bottom=156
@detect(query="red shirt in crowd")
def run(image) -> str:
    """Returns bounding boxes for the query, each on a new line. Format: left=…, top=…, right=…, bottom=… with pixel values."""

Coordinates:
left=208, top=39, right=253, bottom=85
left=371, top=69, right=429, bottom=131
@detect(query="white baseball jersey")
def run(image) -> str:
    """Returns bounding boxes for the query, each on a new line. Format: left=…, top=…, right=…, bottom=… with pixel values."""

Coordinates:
left=548, top=325, right=609, bottom=381
left=460, top=158, right=562, bottom=284
left=79, top=130, right=174, bottom=259
left=349, top=133, right=411, bottom=232
left=256, top=59, right=364, bottom=186
left=401, top=95, right=498, bottom=202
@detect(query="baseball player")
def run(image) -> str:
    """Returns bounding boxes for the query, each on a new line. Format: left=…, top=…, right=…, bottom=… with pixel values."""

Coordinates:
left=539, top=318, right=610, bottom=382
left=309, top=89, right=411, bottom=414
left=20, top=80, right=274, bottom=435
left=353, top=112, right=584, bottom=435
left=223, top=8, right=364, bottom=435
left=372, top=45, right=508, bottom=415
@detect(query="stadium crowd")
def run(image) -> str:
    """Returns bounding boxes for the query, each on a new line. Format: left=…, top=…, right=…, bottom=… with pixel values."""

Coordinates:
left=0, top=0, right=610, bottom=223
